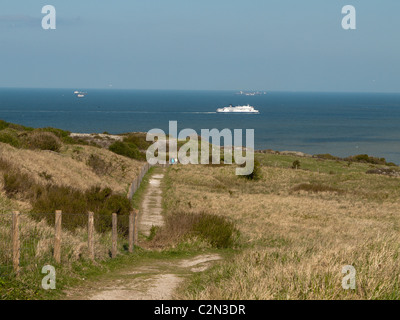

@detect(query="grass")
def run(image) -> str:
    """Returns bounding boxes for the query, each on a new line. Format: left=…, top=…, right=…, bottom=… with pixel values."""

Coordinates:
left=86, top=154, right=112, bottom=175
left=131, top=166, right=157, bottom=210
left=148, top=211, right=240, bottom=249
left=3, top=119, right=400, bottom=300
left=0, top=201, right=134, bottom=300
left=25, top=131, right=62, bottom=152
left=162, top=153, right=400, bottom=300
left=291, top=183, right=343, bottom=194
left=1, top=161, right=133, bottom=226
left=0, top=120, right=149, bottom=300
left=1, top=243, right=197, bottom=300
left=109, top=141, right=146, bottom=161
left=0, top=140, right=143, bottom=194
left=255, top=153, right=377, bottom=175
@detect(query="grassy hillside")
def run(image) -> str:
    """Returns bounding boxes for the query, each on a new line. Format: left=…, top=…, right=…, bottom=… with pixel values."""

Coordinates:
left=0, top=121, right=149, bottom=299
left=0, top=139, right=143, bottom=195
left=164, top=154, right=400, bottom=299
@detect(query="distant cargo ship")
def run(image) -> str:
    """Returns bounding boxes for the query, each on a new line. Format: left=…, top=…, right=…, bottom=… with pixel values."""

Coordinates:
left=217, top=104, right=259, bottom=113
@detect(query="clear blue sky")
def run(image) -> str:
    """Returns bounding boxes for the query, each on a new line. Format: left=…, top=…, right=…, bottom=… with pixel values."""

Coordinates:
left=1, top=0, right=399, bottom=92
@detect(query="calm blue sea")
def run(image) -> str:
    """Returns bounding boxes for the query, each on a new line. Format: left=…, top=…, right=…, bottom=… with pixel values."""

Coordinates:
left=0, top=88, right=400, bottom=163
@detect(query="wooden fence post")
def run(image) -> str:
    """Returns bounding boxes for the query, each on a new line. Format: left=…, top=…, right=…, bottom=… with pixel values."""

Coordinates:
left=54, top=210, right=62, bottom=264
left=88, top=211, right=95, bottom=261
left=129, top=211, right=134, bottom=253
left=12, top=211, right=20, bottom=274
left=112, top=213, right=117, bottom=258
left=134, top=210, right=138, bottom=246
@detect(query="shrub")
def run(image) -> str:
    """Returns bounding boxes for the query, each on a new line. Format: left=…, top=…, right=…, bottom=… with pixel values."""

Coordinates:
left=243, top=160, right=262, bottom=180
left=292, top=160, right=301, bottom=169
left=0, top=120, right=10, bottom=131
left=2, top=166, right=132, bottom=233
left=192, top=213, right=239, bottom=248
left=87, top=154, right=111, bottom=175
left=3, top=173, right=24, bottom=196
left=38, top=127, right=70, bottom=139
left=8, top=123, right=33, bottom=132
left=0, top=158, right=12, bottom=171
left=0, top=131, right=21, bottom=148
left=31, top=185, right=132, bottom=233
left=149, top=211, right=240, bottom=249
left=123, top=133, right=151, bottom=150
left=344, top=154, right=392, bottom=166
left=3, top=171, right=35, bottom=197
left=109, top=141, right=145, bottom=161
left=315, top=154, right=339, bottom=160
left=25, top=131, right=62, bottom=152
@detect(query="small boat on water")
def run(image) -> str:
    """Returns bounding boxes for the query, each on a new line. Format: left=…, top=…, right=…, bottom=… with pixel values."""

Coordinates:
left=74, top=91, right=87, bottom=98
left=217, top=104, right=259, bottom=113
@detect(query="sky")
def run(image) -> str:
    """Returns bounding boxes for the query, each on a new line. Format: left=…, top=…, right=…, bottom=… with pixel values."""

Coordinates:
left=0, top=0, right=399, bottom=92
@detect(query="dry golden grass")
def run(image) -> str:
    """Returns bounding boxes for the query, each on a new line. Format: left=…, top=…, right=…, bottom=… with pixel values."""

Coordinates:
left=0, top=140, right=143, bottom=276
left=165, top=162, right=400, bottom=299
left=0, top=142, right=143, bottom=194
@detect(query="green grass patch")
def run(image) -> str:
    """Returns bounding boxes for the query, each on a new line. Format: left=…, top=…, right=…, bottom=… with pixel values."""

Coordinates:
left=131, top=166, right=157, bottom=210
left=109, top=141, right=146, bottom=161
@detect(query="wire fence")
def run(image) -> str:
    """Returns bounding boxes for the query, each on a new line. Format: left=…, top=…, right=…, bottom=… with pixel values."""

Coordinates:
left=0, top=211, right=138, bottom=277
left=128, top=162, right=152, bottom=200
left=0, top=213, right=13, bottom=276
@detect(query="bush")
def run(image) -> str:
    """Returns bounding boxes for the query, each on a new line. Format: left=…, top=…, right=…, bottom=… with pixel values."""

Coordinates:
left=8, top=123, right=33, bottom=132
left=0, top=158, right=12, bottom=171
left=149, top=211, right=240, bottom=249
left=109, top=141, right=145, bottom=161
left=123, top=133, right=151, bottom=150
left=292, top=160, right=301, bottom=169
left=0, top=131, right=21, bottom=148
left=345, top=154, right=388, bottom=165
left=87, top=154, right=111, bottom=175
left=0, top=120, right=10, bottom=131
left=2, top=167, right=132, bottom=233
left=31, top=185, right=132, bottom=233
left=3, top=171, right=35, bottom=197
left=192, top=213, right=239, bottom=248
left=25, top=131, right=62, bottom=152
left=38, top=127, right=79, bottom=145
left=315, top=154, right=339, bottom=160
left=243, top=160, right=262, bottom=180
left=3, top=173, right=24, bottom=196
left=38, top=127, right=70, bottom=139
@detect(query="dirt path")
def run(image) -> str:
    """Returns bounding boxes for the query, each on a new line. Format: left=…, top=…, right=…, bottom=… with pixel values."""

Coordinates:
left=65, top=253, right=221, bottom=300
left=65, top=169, right=222, bottom=300
left=139, top=170, right=165, bottom=237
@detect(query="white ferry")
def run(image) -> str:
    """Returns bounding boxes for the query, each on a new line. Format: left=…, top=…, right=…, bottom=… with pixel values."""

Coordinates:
left=216, top=104, right=259, bottom=113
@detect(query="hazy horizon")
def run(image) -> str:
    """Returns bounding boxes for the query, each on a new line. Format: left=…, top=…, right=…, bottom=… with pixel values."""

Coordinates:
left=1, top=1, right=400, bottom=92
left=2, top=87, right=400, bottom=95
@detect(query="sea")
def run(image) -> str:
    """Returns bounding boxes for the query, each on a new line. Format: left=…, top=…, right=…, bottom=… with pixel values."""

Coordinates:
left=0, top=88, right=400, bottom=164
